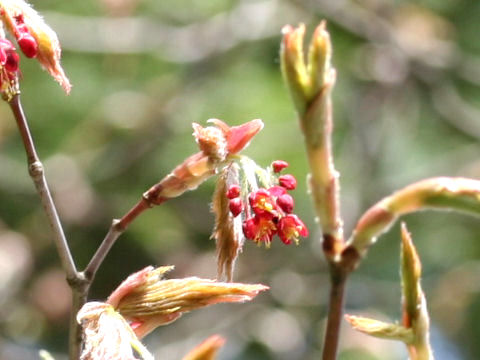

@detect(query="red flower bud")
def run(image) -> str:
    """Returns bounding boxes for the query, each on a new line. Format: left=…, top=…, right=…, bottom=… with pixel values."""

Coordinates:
left=279, top=174, right=297, bottom=190
left=5, top=50, right=19, bottom=72
left=0, top=39, right=15, bottom=65
left=18, top=34, right=38, bottom=58
left=277, top=194, right=295, bottom=213
left=268, top=186, right=286, bottom=197
left=226, top=184, right=241, bottom=199
left=272, top=160, right=289, bottom=173
left=242, top=217, right=257, bottom=240
left=0, top=47, right=6, bottom=65
left=229, top=198, right=243, bottom=217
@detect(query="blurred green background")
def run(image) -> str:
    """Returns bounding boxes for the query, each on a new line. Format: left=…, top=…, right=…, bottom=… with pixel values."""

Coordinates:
left=0, top=0, right=480, bottom=359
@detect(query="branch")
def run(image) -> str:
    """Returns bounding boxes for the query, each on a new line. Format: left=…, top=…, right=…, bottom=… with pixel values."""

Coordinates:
left=84, top=118, right=263, bottom=281
left=281, top=22, right=343, bottom=259
left=84, top=198, right=152, bottom=280
left=69, top=277, right=89, bottom=360
left=322, top=268, right=347, bottom=360
left=281, top=22, right=346, bottom=360
left=8, top=94, right=77, bottom=279
left=8, top=94, right=87, bottom=360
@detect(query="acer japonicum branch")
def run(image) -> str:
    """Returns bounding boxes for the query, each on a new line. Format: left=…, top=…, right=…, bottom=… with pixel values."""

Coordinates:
left=5, top=1, right=480, bottom=358
left=281, top=22, right=347, bottom=360
left=281, top=21, right=480, bottom=360
left=9, top=95, right=77, bottom=279
left=85, top=118, right=264, bottom=281
left=281, top=21, right=343, bottom=258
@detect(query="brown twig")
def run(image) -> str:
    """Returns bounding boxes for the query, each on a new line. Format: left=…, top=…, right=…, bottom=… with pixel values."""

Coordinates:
left=322, top=268, right=347, bottom=360
left=72, top=196, right=162, bottom=359
left=8, top=94, right=88, bottom=360
left=68, top=275, right=89, bottom=360
left=84, top=198, right=153, bottom=280
left=9, top=94, right=78, bottom=279
left=9, top=94, right=163, bottom=359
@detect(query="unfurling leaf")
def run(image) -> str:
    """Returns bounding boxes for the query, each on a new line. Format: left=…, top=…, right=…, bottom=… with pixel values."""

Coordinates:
left=281, top=21, right=335, bottom=115
left=346, top=226, right=434, bottom=360
left=143, top=119, right=263, bottom=204
left=107, top=266, right=268, bottom=339
left=348, top=177, right=480, bottom=257
left=182, top=335, right=226, bottom=360
left=401, top=224, right=433, bottom=359
left=401, top=223, right=422, bottom=328
left=345, top=314, right=414, bottom=343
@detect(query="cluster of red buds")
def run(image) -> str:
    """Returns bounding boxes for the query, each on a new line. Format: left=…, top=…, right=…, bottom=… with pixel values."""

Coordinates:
left=0, top=38, right=19, bottom=91
left=0, top=38, right=18, bottom=72
left=0, top=12, right=39, bottom=96
left=0, top=0, right=71, bottom=95
left=13, top=14, right=38, bottom=58
left=226, top=160, right=308, bottom=247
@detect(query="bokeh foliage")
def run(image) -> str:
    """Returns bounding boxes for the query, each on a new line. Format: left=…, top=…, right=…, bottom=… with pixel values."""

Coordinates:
left=0, top=0, right=480, bottom=359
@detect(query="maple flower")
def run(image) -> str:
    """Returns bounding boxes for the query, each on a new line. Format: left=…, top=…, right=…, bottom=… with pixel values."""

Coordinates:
left=277, top=214, right=308, bottom=245
left=213, top=156, right=307, bottom=279
left=243, top=215, right=277, bottom=246
left=236, top=174, right=308, bottom=246
left=249, top=189, right=278, bottom=217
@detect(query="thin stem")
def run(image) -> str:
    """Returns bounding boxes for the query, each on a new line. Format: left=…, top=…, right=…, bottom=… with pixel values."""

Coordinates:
left=9, top=94, right=77, bottom=279
left=69, top=275, right=89, bottom=360
left=408, top=339, right=433, bottom=360
left=84, top=198, right=152, bottom=280
left=303, top=83, right=343, bottom=258
left=8, top=94, right=86, bottom=360
left=322, top=268, right=347, bottom=360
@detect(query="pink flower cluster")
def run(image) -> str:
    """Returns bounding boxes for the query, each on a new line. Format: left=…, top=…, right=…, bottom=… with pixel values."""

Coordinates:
left=0, top=39, right=19, bottom=86
left=227, top=160, right=308, bottom=246
left=0, top=14, right=38, bottom=89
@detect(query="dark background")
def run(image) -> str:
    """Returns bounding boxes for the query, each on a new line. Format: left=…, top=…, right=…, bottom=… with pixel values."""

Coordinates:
left=0, top=0, right=479, bottom=359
